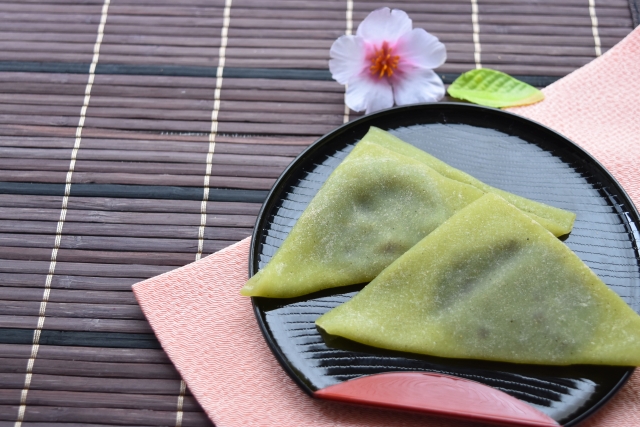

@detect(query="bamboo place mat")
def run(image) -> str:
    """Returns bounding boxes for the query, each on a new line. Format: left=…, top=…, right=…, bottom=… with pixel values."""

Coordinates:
left=0, top=1, right=638, bottom=426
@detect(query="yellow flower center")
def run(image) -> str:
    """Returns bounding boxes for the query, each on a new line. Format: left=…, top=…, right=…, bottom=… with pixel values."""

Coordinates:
left=370, top=42, right=400, bottom=78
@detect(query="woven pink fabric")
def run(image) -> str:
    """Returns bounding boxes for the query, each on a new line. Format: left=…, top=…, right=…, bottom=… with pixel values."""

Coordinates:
left=134, top=26, right=640, bottom=427
left=134, top=238, right=467, bottom=427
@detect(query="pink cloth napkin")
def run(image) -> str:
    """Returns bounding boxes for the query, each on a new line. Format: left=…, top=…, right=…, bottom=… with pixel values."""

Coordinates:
left=133, top=26, right=640, bottom=427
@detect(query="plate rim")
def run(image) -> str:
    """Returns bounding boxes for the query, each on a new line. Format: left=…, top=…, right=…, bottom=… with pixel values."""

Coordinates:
left=247, top=102, right=638, bottom=426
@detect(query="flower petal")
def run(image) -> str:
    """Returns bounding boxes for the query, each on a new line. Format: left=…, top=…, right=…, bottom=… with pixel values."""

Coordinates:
left=346, top=75, right=394, bottom=114
left=356, top=8, right=413, bottom=44
left=394, top=28, right=446, bottom=70
left=329, top=35, right=368, bottom=85
left=392, top=68, right=445, bottom=106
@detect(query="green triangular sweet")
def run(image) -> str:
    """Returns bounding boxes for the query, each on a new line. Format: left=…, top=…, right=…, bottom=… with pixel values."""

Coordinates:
left=364, top=127, right=575, bottom=237
left=241, top=141, right=485, bottom=298
left=242, top=128, right=576, bottom=299
left=316, top=194, right=640, bottom=366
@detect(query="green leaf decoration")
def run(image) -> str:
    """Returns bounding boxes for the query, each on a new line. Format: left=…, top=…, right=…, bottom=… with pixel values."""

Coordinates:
left=447, top=68, right=544, bottom=108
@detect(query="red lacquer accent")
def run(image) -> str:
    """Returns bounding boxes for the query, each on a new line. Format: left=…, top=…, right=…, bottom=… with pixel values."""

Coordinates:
left=314, top=372, right=559, bottom=427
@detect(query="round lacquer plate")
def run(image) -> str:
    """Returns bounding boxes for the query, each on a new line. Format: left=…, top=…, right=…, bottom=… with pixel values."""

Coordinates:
left=249, top=103, right=640, bottom=426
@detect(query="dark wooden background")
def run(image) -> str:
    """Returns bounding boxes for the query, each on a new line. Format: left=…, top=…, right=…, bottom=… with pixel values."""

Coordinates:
left=0, top=1, right=637, bottom=426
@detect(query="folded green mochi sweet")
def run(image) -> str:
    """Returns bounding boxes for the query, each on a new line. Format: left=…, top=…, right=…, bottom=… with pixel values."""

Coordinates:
left=316, top=193, right=640, bottom=366
left=241, top=128, right=576, bottom=299
left=365, top=127, right=575, bottom=237
left=242, top=141, right=485, bottom=298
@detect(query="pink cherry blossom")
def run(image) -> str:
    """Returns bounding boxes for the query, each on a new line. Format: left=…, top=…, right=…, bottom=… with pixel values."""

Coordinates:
left=330, top=8, right=447, bottom=114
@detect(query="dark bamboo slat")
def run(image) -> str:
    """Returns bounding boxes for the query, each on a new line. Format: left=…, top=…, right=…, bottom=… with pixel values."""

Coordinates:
left=0, top=19, right=626, bottom=40
left=0, top=118, right=336, bottom=138
left=0, top=158, right=268, bottom=180
left=0, top=260, right=172, bottom=277
left=95, top=120, right=334, bottom=136
left=0, top=288, right=137, bottom=305
left=0, top=148, right=293, bottom=167
left=474, top=23, right=630, bottom=37
left=0, top=249, right=194, bottom=268
left=0, top=14, right=317, bottom=33
left=0, top=389, right=204, bottom=412
left=0, top=358, right=180, bottom=379
left=0, top=13, right=220, bottom=28
left=0, top=232, right=241, bottom=253
left=0, top=22, right=343, bottom=39
left=35, top=3, right=639, bottom=21
left=3, top=1, right=409, bottom=15
left=0, top=106, right=344, bottom=127
left=0, top=209, right=255, bottom=226
left=0, top=125, right=239, bottom=139
left=0, top=224, right=252, bottom=241
left=439, top=63, right=578, bottom=76
left=0, top=137, right=307, bottom=156
left=0, top=316, right=152, bottom=333
left=359, top=3, right=633, bottom=15
left=0, top=247, right=199, bottom=266
left=0, top=125, right=316, bottom=146
left=0, top=94, right=82, bottom=107
left=0, top=75, right=344, bottom=94
left=9, top=124, right=187, bottom=139
left=0, top=195, right=262, bottom=215
left=0, top=4, right=104, bottom=13
left=0, top=11, right=631, bottom=30
left=0, top=53, right=97, bottom=65
left=0, top=72, right=89, bottom=85
left=8, top=0, right=633, bottom=6
left=0, top=373, right=184, bottom=394
left=0, top=4, right=629, bottom=30
left=0, top=229, right=57, bottom=242
left=0, top=87, right=342, bottom=109
left=3, top=301, right=145, bottom=320
left=0, top=221, right=252, bottom=241
left=0, top=160, right=285, bottom=180
left=420, top=14, right=631, bottom=27
left=0, top=170, right=276, bottom=190
left=0, top=84, right=345, bottom=104
left=0, top=345, right=170, bottom=363
left=0, top=93, right=344, bottom=114
left=475, top=52, right=596, bottom=66
left=0, top=95, right=347, bottom=116
left=0, top=274, right=138, bottom=291
left=0, top=33, right=334, bottom=49
left=0, top=31, right=624, bottom=49
left=0, top=53, right=231, bottom=68
left=121, top=32, right=625, bottom=50
left=0, top=405, right=212, bottom=427
left=468, top=44, right=603, bottom=56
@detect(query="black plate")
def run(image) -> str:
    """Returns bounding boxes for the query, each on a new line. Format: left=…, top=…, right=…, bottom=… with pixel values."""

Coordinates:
left=249, top=103, right=640, bottom=426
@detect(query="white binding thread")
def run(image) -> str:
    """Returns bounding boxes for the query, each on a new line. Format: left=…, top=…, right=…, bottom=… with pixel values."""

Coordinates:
left=179, top=1, right=233, bottom=426
left=14, top=0, right=111, bottom=425
left=589, top=0, right=602, bottom=56
left=471, top=0, right=482, bottom=68
left=175, top=379, right=187, bottom=427
left=195, top=0, right=233, bottom=263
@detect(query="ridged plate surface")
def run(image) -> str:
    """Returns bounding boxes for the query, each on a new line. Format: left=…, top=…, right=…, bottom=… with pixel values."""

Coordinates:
left=249, top=103, right=640, bottom=426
